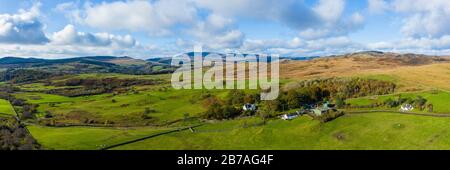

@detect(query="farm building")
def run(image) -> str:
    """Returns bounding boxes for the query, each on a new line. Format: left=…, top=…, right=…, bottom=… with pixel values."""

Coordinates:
left=311, top=102, right=337, bottom=116
left=311, top=109, right=328, bottom=116
left=400, top=104, right=414, bottom=112
left=323, top=102, right=336, bottom=110
left=281, top=113, right=299, bottom=120
left=280, top=110, right=305, bottom=120
left=243, top=103, right=257, bottom=111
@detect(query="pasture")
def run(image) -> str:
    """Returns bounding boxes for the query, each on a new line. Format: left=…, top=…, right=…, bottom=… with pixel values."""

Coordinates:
left=111, top=112, right=450, bottom=150
left=28, top=125, right=173, bottom=150
left=0, top=99, right=15, bottom=117
left=11, top=58, right=450, bottom=150
left=346, top=90, right=450, bottom=113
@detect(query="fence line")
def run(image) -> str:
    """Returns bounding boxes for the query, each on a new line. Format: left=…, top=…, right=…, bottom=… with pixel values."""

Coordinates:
left=101, top=124, right=205, bottom=150
left=347, top=110, right=450, bottom=117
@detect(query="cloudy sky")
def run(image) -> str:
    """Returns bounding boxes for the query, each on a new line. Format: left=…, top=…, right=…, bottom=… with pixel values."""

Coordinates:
left=0, top=0, right=450, bottom=59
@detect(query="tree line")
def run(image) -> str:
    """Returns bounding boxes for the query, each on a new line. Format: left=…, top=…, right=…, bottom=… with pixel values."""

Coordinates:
left=202, top=78, right=396, bottom=120
left=46, top=77, right=165, bottom=97
left=0, top=117, right=41, bottom=150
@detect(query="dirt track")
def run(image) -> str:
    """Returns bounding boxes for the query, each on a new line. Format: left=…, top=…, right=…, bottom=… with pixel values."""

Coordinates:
left=347, top=110, right=450, bottom=117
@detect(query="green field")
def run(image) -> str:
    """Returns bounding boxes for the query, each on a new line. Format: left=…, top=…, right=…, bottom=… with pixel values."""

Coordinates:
left=23, top=111, right=450, bottom=150
left=6, top=71, right=450, bottom=150
left=15, top=89, right=230, bottom=125
left=0, top=99, right=15, bottom=117
left=346, top=90, right=450, bottom=113
left=13, top=72, right=262, bottom=126
left=109, top=112, right=450, bottom=150
left=28, top=125, right=174, bottom=150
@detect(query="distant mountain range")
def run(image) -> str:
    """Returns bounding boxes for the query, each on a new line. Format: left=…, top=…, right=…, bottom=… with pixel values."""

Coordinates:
left=2, top=50, right=446, bottom=66
left=0, top=56, right=149, bottom=68
left=0, top=56, right=175, bottom=83
left=1, top=50, right=445, bottom=71
left=1, top=51, right=448, bottom=83
left=146, top=52, right=321, bottom=65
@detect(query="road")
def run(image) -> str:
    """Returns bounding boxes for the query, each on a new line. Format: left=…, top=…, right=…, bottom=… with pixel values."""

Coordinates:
left=347, top=110, right=450, bottom=118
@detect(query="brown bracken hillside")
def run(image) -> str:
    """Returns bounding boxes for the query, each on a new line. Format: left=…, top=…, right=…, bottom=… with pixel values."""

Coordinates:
left=280, top=51, right=450, bottom=81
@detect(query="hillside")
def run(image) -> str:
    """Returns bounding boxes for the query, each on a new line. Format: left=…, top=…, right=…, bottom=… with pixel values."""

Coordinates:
left=3, top=51, right=450, bottom=150
left=0, top=56, right=175, bottom=83
left=0, top=56, right=149, bottom=68
left=147, top=52, right=318, bottom=65
left=281, top=51, right=450, bottom=80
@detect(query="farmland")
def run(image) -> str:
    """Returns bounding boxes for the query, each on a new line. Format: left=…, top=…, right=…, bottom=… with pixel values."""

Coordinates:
left=0, top=99, right=15, bottom=117
left=112, top=112, right=450, bottom=150
left=2, top=52, right=450, bottom=150
left=27, top=125, right=175, bottom=150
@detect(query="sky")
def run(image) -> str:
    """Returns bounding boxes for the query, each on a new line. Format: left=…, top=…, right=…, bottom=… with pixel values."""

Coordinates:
left=0, top=0, right=450, bottom=59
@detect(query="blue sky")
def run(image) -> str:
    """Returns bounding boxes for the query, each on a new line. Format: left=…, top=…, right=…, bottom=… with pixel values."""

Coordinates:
left=0, top=0, right=449, bottom=59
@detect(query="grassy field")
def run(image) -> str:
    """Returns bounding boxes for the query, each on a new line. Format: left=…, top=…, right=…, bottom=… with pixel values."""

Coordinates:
left=110, top=112, right=450, bottom=150
left=15, top=89, right=229, bottom=125
left=346, top=90, right=450, bottom=113
left=0, top=99, right=15, bottom=117
left=10, top=56, right=450, bottom=150
left=18, top=83, right=82, bottom=92
left=28, top=125, right=174, bottom=150
left=13, top=72, right=262, bottom=125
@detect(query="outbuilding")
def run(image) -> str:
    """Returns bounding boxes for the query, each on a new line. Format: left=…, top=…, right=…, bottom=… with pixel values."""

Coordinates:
left=243, top=103, right=257, bottom=111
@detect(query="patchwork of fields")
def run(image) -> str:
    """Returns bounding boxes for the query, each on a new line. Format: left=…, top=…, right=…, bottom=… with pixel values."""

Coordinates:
left=111, top=112, right=450, bottom=150
left=28, top=111, right=450, bottom=150
left=0, top=99, right=15, bottom=117
left=346, top=90, right=450, bottom=113
left=11, top=71, right=450, bottom=150
left=28, top=125, right=174, bottom=150
left=3, top=54, right=450, bottom=150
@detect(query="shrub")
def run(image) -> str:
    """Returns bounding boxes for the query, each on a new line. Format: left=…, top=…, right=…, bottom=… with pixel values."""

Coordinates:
left=317, top=110, right=345, bottom=123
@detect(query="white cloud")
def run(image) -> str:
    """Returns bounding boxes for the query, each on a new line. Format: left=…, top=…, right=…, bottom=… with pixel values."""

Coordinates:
left=305, top=36, right=354, bottom=50
left=195, top=0, right=363, bottom=40
left=299, top=29, right=330, bottom=40
left=0, top=3, right=49, bottom=44
left=195, top=0, right=322, bottom=30
left=51, top=25, right=137, bottom=48
left=298, top=12, right=364, bottom=40
left=69, top=0, right=198, bottom=36
left=389, top=0, right=450, bottom=38
left=0, top=43, right=163, bottom=59
left=54, top=1, right=84, bottom=24
left=368, top=36, right=450, bottom=50
left=208, top=30, right=245, bottom=49
left=368, top=0, right=389, bottom=14
left=362, top=0, right=450, bottom=54
left=313, top=0, right=345, bottom=23
left=243, top=37, right=304, bottom=52
left=194, top=0, right=281, bottom=18
left=53, top=0, right=365, bottom=50
left=296, top=0, right=364, bottom=40
left=187, top=14, right=244, bottom=49
left=241, top=36, right=358, bottom=56
left=9, top=0, right=450, bottom=58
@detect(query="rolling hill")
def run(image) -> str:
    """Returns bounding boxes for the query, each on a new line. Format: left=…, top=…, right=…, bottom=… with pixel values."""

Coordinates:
left=0, top=56, right=148, bottom=68
left=280, top=51, right=450, bottom=80
left=0, top=56, right=175, bottom=83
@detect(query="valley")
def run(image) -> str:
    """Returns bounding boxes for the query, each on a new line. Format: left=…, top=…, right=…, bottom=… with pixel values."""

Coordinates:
left=1, top=51, right=450, bottom=150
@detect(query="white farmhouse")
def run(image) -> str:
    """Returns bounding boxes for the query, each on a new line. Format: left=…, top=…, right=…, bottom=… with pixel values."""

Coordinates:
left=243, top=104, right=257, bottom=111
left=281, top=114, right=299, bottom=120
left=400, top=104, right=414, bottom=112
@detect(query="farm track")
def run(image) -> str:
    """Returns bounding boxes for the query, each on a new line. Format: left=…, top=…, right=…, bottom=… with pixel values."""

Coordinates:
left=101, top=124, right=205, bottom=150
left=8, top=100, right=38, bottom=142
left=347, top=110, right=450, bottom=117
left=0, top=112, right=11, bottom=117
left=26, top=117, right=201, bottom=128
